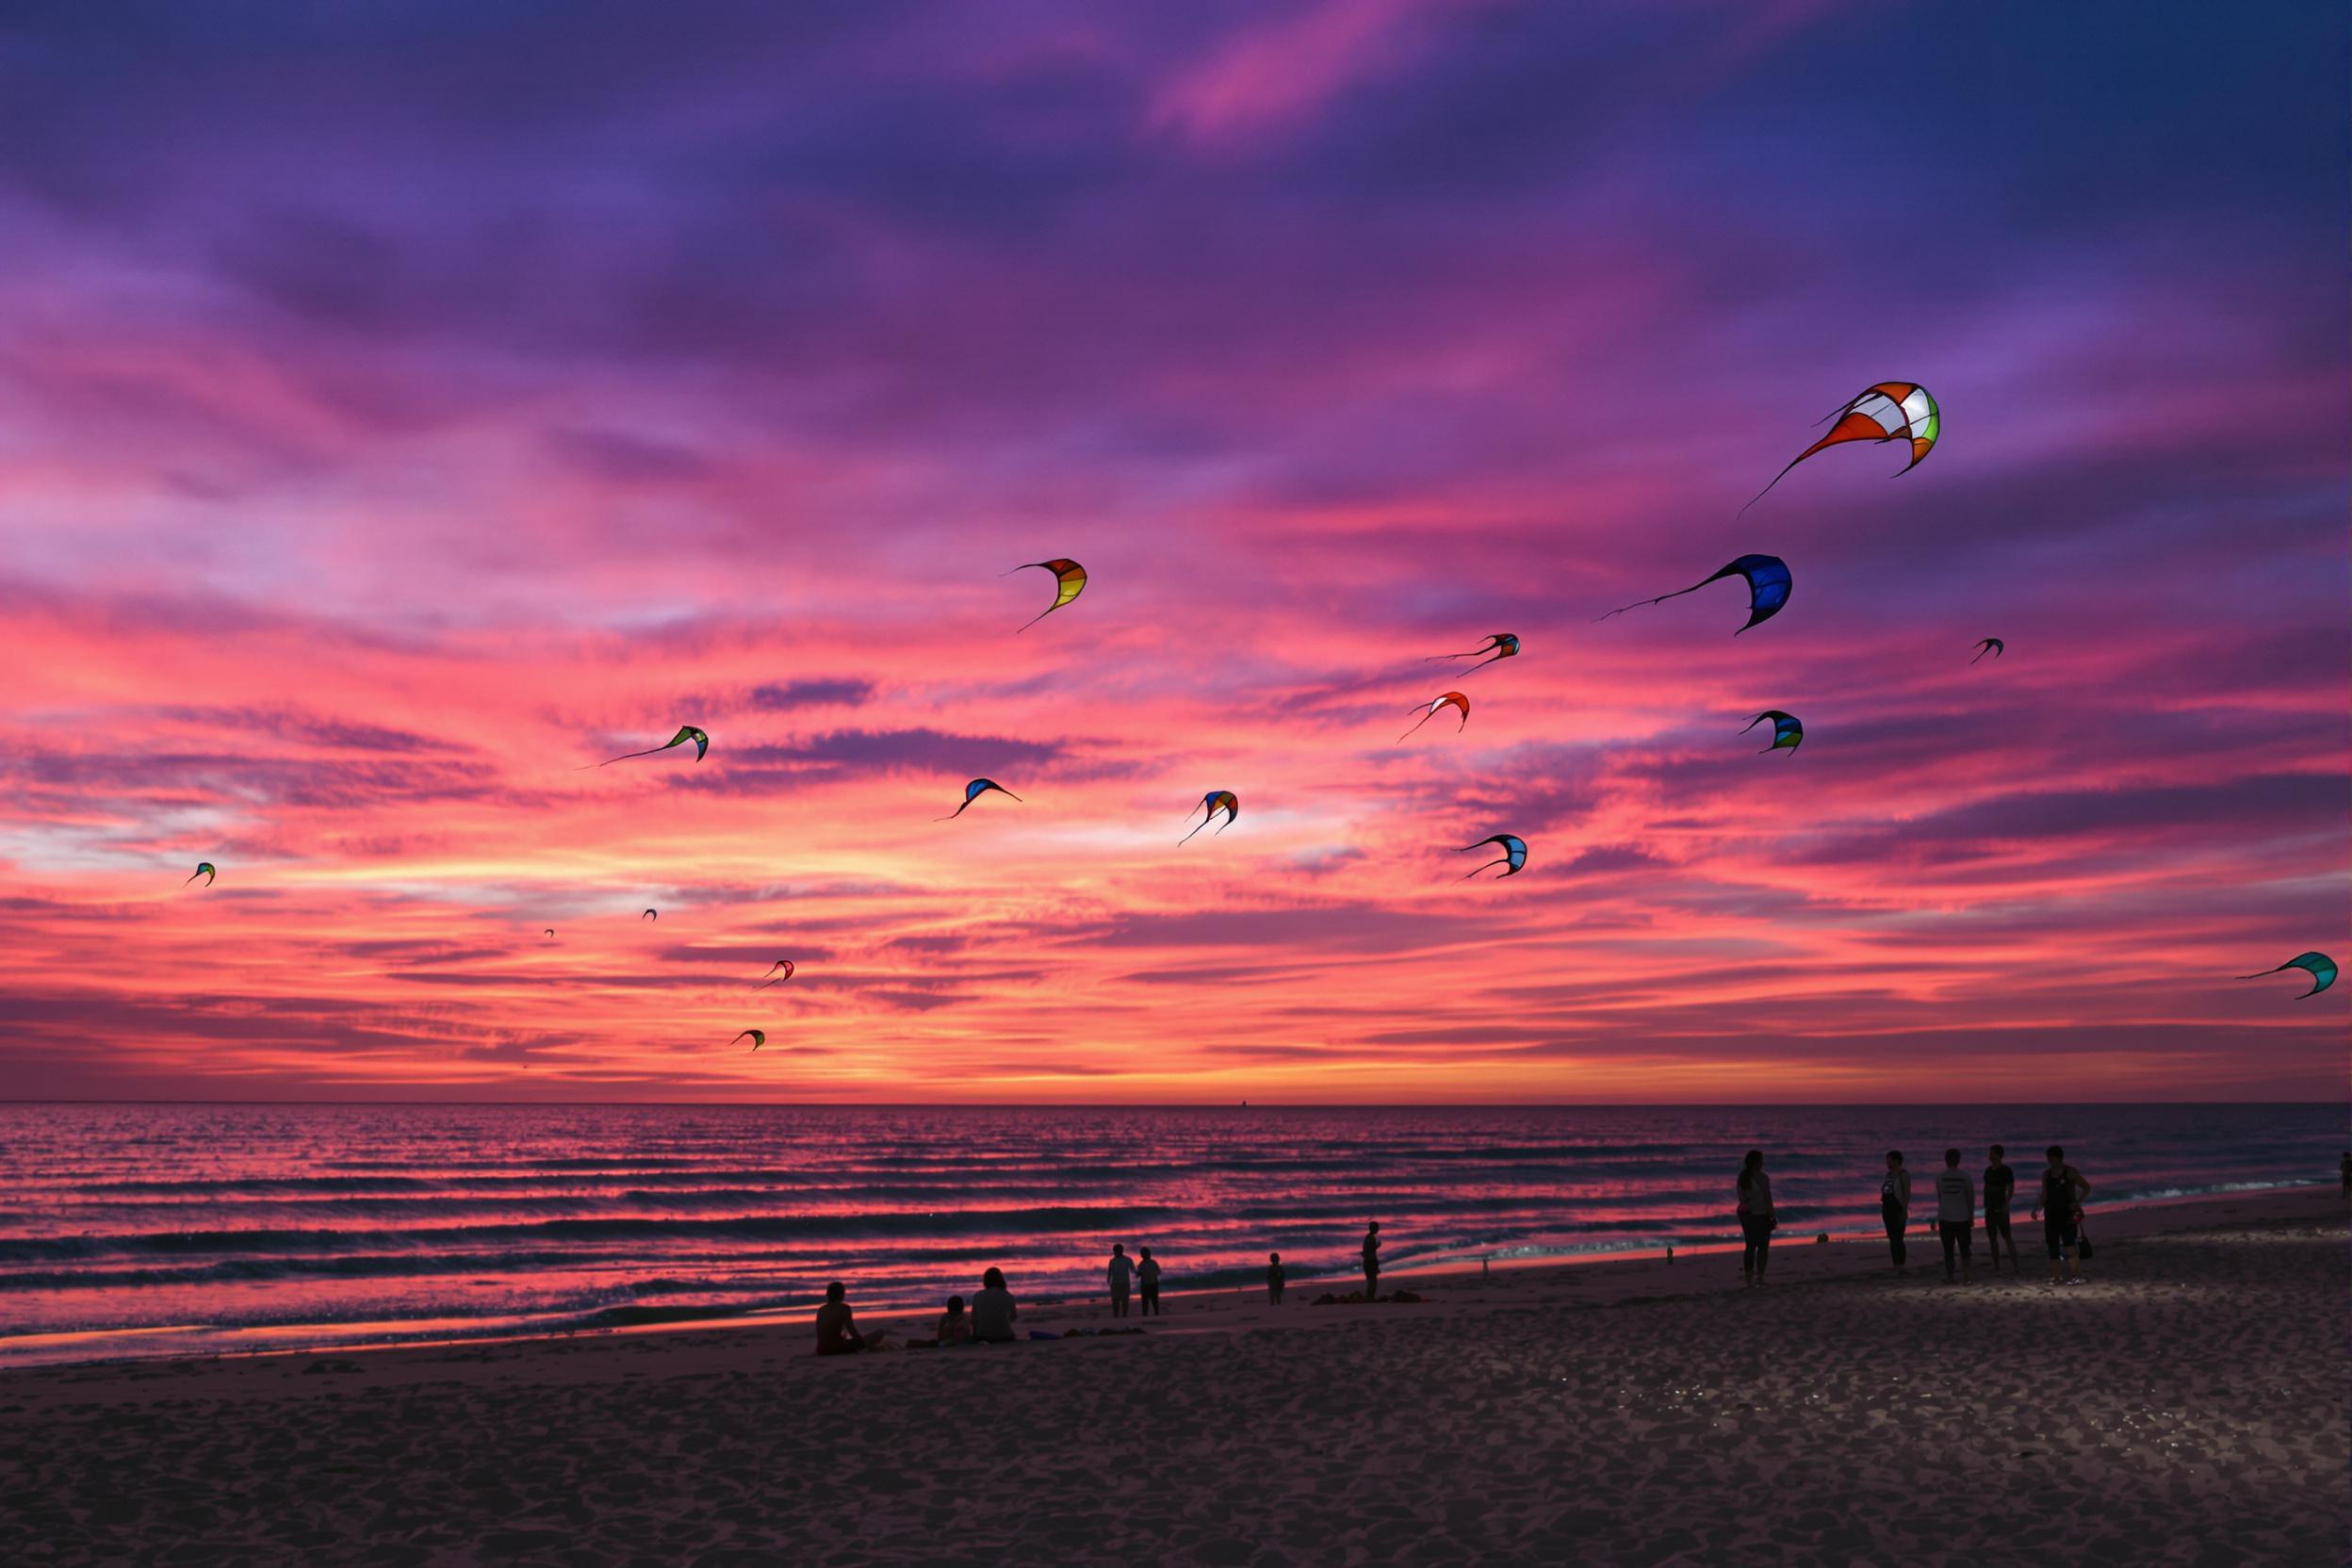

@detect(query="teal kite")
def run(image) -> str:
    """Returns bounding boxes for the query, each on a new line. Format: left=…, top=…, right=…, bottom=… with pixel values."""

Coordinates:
left=2235, top=953, right=2336, bottom=999
left=593, top=726, right=709, bottom=767
left=185, top=861, right=217, bottom=888
left=1459, top=835, right=1527, bottom=880
left=1600, top=555, right=1791, bottom=634
left=1427, top=633, right=1520, bottom=672
left=1742, top=710, right=1804, bottom=754
left=1398, top=692, right=1470, bottom=743
left=1009, top=559, right=1087, bottom=632
left=1182, top=791, right=1239, bottom=843
left=940, top=778, right=1021, bottom=820
left=733, top=1030, right=769, bottom=1052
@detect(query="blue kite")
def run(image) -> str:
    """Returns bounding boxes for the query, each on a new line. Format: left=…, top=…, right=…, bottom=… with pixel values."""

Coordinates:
left=1742, top=710, right=1804, bottom=754
left=1600, top=554, right=1791, bottom=633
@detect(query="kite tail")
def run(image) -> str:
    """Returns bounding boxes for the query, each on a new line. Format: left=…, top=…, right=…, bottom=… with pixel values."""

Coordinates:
left=1459, top=860, right=1504, bottom=881
left=1595, top=579, right=1707, bottom=623
left=585, top=747, right=662, bottom=769
left=1179, top=817, right=1209, bottom=844
left=1737, top=457, right=1805, bottom=516
left=2231, top=966, right=2290, bottom=980
left=1014, top=606, right=1059, bottom=633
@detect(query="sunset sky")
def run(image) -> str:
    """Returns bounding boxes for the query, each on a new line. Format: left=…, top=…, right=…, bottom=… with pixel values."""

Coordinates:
left=1, top=3, right=2344, bottom=1102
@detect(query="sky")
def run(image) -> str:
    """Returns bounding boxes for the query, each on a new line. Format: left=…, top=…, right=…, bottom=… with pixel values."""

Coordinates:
left=0, top=1, right=2344, bottom=1102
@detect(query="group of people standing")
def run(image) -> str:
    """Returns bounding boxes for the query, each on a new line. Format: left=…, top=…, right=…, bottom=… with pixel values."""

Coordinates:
left=1737, top=1145, right=2095, bottom=1287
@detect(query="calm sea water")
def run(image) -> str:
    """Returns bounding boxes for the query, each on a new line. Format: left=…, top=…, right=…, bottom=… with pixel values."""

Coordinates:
left=0, top=1102, right=2335, bottom=1367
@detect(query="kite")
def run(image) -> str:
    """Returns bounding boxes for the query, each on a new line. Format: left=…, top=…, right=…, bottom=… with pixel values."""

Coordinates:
left=759, top=960, right=796, bottom=988
left=1182, top=790, right=1240, bottom=844
left=1459, top=835, right=1527, bottom=880
left=1971, top=638, right=2004, bottom=664
left=543, top=928, right=555, bottom=939
left=1744, top=382, right=1939, bottom=510
left=1427, top=633, right=1520, bottom=672
left=733, top=1030, right=769, bottom=1052
left=939, top=778, right=1022, bottom=819
left=1008, top=559, right=1087, bottom=632
left=1600, top=554, right=1790, bottom=634
left=591, top=726, right=709, bottom=767
left=2234, top=952, right=2336, bottom=999
left=1398, top=692, right=1470, bottom=743
left=185, top=861, right=217, bottom=887
left=1742, top=710, right=1805, bottom=754
left=643, top=908, right=658, bottom=922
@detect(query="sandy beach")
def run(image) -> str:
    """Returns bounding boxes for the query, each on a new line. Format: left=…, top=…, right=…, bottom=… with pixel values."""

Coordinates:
left=1, top=1185, right=2343, bottom=1565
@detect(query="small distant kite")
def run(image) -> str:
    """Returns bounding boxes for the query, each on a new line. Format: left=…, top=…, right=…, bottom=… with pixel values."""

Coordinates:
left=759, top=960, right=796, bottom=988
left=592, top=726, right=709, bottom=767
left=939, top=778, right=1021, bottom=819
left=185, top=861, right=217, bottom=888
left=1744, top=382, right=1939, bottom=511
left=1971, top=638, right=2004, bottom=664
left=642, top=908, right=658, bottom=922
left=1460, top=835, right=1527, bottom=879
left=733, top=1030, right=769, bottom=1052
left=1743, top=710, right=1804, bottom=754
left=543, top=928, right=555, bottom=939
left=2234, top=952, right=2336, bottom=999
left=1398, top=692, right=1470, bottom=743
left=1009, top=559, right=1087, bottom=632
left=1182, top=791, right=1239, bottom=843
left=1427, top=633, right=1520, bottom=672
left=1600, top=554, right=1790, bottom=634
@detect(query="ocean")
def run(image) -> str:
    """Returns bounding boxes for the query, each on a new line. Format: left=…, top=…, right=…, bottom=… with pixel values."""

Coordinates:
left=0, top=1102, right=2335, bottom=1367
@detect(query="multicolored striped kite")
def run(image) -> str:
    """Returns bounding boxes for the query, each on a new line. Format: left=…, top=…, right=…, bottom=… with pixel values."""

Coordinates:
left=185, top=861, right=217, bottom=888
left=1601, top=554, right=1791, bottom=634
left=1398, top=692, right=1470, bottom=743
left=1745, top=382, right=1939, bottom=509
left=1743, top=710, right=1804, bottom=754
left=1011, top=559, right=1087, bottom=632
left=2234, top=953, right=2336, bottom=999
left=940, top=778, right=1022, bottom=819
left=1182, top=791, right=1239, bottom=843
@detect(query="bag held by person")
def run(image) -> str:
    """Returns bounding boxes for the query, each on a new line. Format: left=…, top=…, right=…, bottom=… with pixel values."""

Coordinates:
left=2076, top=1217, right=2095, bottom=1261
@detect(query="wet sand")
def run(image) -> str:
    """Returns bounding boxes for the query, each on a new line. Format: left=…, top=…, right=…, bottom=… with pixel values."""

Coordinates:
left=1, top=1186, right=2343, bottom=1564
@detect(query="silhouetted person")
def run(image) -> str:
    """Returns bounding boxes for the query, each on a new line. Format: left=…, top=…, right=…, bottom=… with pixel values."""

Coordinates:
left=1107, top=1243, right=1134, bottom=1319
left=936, top=1295, right=972, bottom=1346
left=815, top=1281, right=875, bottom=1355
left=1137, top=1246, right=1162, bottom=1315
left=1880, top=1152, right=1911, bottom=1267
left=1362, top=1221, right=1381, bottom=1298
left=1983, top=1145, right=2017, bottom=1270
left=2341, top=1151, right=2350, bottom=1199
left=1934, top=1148, right=1974, bottom=1283
left=2039, top=1147, right=2091, bottom=1285
left=972, top=1266, right=1019, bottom=1341
left=1737, top=1149, right=1775, bottom=1287
left=1267, top=1251, right=1285, bottom=1305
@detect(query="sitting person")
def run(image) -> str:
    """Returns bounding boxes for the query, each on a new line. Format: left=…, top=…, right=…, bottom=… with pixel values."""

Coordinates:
left=936, top=1294, right=972, bottom=1346
left=814, top=1280, right=877, bottom=1355
left=971, top=1266, right=1019, bottom=1343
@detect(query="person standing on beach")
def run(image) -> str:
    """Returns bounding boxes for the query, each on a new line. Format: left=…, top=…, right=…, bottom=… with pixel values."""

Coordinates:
left=1137, top=1247, right=1163, bottom=1316
left=1362, top=1221, right=1381, bottom=1298
left=2039, top=1148, right=2091, bottom=1285
left=972, top=1266, right=1020, bottom=1342
left=1267, top=1251, right=1285, bottom=1305
left=1106, top=1243, right=1135, bottom=1319
left=1737, top=1150, right=1775, bottom=1287
left=1983, top=1145, right=2017, bottom=1271
left=1880, top=1152, right=1911, bottom=1267
left=1934, top=1149, right=1975, bottom=1284
left=815, top=1281, right=877, bottom=1355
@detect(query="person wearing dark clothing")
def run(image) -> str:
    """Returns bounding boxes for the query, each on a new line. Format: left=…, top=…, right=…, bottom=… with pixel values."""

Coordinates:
left=972, top=1266, right=1019, bottom=1341
left=1736, top=1150, right=1775, bottom=1286
left=1137, top=1247, right=1162, bottom=1316
left=1106, top=1244, right=1134, bottom=1319
left=1880, top=1152, right=1911, bottom=1267
left=1983, top=1146, right=2017, bottom=1271
left=1267, top=1252, right=1285, bottom=1306
left=1933, top=1149, right=1975, bottom=1283
left=1362, top=1222, right=1381, bottom=1298
left=815, top=1281, right=877, bottom=1355
left=2039, top=1147, right=2092, bottom=1285
left=2341, top=1151, right=2350, bottom=1200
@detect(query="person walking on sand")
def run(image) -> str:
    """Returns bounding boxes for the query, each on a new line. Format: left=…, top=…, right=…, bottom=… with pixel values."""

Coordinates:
left=972, top=1266, right=1020, bottom=1342
left=1267, top=1251, right=1286, bottom=1306
left=815, top=1281, right=879, bottom=1355
left=1362, top=1221, right=1381, bottom=1299
left=1737, top=1149, right=1775, bottom=1287
left=2039, top=1147, right=2091, bottom=1286
left=1983, top=1145, right=2017, bottom=1271
left=1106, top=1243, right=1135, bottom=1319
left=1934, top=1149, right=1975, bottom=1284
left=1137, top=1246, right=1163, bottom=1316
left=1880, top=1152, right=1911, bottom=1268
